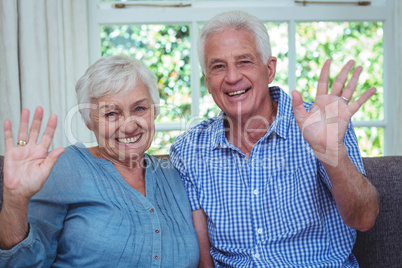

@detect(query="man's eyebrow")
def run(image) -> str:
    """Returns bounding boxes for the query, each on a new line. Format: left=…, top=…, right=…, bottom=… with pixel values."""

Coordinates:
left=235, top=53, right=255, bottom=60
left=207, top=54, right=255, bottom=66
left=208, top=58, right=225, bottom=66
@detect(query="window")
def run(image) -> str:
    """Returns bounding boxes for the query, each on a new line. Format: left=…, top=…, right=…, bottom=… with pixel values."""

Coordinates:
left=88, top=0, right=393, bottom=156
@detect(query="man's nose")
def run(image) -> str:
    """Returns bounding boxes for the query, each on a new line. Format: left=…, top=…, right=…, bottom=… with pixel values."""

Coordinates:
left=225, top=65, right=242, bottom=84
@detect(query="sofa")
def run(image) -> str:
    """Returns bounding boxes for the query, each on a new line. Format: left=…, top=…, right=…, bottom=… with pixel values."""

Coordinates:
left=0, top=155, right=401, bottom=267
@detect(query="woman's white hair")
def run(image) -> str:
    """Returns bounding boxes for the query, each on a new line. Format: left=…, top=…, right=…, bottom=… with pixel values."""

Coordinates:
left=75, top=55, right=160, bottom=126
left=198, top=10, right=272, bottom=73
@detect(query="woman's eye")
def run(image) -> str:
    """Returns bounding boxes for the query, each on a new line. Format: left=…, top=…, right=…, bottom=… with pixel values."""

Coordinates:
left=105, top=112, right=116, bottom=117
left=135, top=107, right=145, bottom=112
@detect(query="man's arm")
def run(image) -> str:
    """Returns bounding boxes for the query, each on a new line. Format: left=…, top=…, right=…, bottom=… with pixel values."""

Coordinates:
left=320, top=146, right=379, bottom=231
left=192, top=209, right=214, bottom=268
left=292, top=59, right=379, bottom=231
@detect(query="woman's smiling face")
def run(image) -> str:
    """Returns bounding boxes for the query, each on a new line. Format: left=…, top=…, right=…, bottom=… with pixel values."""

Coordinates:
left=88, top=79, right=155, bottom=166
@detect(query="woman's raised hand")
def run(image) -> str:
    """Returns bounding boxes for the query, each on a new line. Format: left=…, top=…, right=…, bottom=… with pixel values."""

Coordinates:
left=3, top=106, right=65, bottom=203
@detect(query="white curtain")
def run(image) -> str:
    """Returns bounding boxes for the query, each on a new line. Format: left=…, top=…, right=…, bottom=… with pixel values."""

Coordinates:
left=391, top=0, right=402, bottom=155
left=0, top=0, right=91, bottom=155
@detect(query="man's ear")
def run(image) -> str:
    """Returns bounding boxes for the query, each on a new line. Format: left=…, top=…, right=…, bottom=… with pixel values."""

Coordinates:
left=267, top=56, right=277, bottom=84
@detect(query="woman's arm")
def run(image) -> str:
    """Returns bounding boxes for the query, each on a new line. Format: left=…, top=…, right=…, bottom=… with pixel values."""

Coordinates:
left=0, top=107, right=64, bottom=249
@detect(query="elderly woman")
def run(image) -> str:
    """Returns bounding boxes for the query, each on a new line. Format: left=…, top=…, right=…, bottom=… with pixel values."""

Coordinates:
left=0, top=55, right=199, bottom=267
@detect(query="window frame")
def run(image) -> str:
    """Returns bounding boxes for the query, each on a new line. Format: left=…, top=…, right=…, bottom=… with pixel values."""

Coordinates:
left=88, top=0, right=395, bottom=155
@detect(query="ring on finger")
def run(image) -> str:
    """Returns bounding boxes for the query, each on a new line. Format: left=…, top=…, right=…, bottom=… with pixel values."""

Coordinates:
left=341, top=96, right=350, bottom=103
left=17, top=140, right=27, bottom=146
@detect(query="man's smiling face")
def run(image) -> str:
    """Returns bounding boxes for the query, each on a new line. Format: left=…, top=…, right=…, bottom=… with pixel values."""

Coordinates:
left=203, top=28, right=276, bottom=121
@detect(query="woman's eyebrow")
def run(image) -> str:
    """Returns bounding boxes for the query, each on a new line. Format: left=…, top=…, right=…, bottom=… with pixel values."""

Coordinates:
left=129, top=98, right=149, bottom=108
left=98, top=98, right=149, bottom=110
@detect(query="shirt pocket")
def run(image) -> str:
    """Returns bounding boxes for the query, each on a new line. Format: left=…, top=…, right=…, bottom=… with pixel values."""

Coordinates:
left=278, top=167, right=322, bottom=232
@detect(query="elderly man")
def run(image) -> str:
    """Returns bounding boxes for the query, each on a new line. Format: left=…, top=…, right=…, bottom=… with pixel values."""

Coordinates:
left=170, top=10, right=379, bottom=267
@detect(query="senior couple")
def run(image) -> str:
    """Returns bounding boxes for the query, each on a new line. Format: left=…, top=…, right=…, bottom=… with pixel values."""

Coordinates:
left=0, top=11, right=378, bottom=267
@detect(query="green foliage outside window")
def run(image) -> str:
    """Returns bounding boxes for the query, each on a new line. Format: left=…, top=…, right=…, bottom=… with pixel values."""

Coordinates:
left=296, top=22, right=383, bottom=120
left=354, top=127, right=384, bottom=157
left=296, top=22, right=383, bottom=156
left=101, top=24, right=192, bottom=124
left=100, top=21, right=383, bottom=156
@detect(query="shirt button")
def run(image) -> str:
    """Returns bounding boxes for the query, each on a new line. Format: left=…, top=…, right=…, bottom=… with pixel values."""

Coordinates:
left=154, top=254, right=159, bottom=260
left=257, top=228, right=263, bottom=234
left=149, top=208, right=154, bottom=213
left=254, top=253, right=260, bottom=259
left=253, top=189, right=259, bottom=195
left=155, top=229, right=160, bottom=234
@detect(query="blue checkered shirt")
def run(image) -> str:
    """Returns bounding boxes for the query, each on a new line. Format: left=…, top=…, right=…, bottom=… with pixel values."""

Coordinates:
left=170, top=86, right=364, bottom=267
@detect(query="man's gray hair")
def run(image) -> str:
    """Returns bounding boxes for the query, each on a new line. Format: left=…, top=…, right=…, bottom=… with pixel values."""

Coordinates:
left=75, top=55, right=160, bottom=126
left=198, top=10, right=272, bottom=73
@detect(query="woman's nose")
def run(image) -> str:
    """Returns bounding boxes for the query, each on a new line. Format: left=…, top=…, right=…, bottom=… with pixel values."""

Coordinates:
left=120, top=116, right=138, bottom=133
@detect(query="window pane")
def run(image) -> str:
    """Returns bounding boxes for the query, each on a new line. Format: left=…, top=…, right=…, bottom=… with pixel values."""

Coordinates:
left=296, top=22, right=383, bottom=121
left=267, top=22, right=289, bottom=92
left=354, top=127, right=384, bottom=157
left=198, top=22, right=221, bottom=120
left=200, top=74, right=220, bottom=119
left=147, top=130, right=184, bottom=155
left=199, top=22, right=289, bottom=120
left=100, top=24, right=192, bottom=123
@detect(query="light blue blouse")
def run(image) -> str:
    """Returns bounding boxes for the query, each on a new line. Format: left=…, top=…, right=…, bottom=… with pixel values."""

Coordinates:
left=0, top=143, right=199, bottom=267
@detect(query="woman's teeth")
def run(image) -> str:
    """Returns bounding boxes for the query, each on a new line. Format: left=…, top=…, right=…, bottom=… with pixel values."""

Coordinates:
left=118, top=135, right=141, bottom=144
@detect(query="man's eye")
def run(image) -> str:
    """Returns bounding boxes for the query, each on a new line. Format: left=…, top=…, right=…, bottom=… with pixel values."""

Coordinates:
left=135, top=107, right=145, bottom=112
left=212, top=64, right=224, bottom=70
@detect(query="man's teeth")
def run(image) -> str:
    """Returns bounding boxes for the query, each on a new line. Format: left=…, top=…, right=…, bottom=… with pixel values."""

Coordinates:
left=118, top=135, right=141, bottom=144
left=228, top=90, right=246, bottom=96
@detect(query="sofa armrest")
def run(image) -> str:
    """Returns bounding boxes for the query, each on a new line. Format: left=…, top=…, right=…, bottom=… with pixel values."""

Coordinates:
left=352, top=156, right=402, bottom=267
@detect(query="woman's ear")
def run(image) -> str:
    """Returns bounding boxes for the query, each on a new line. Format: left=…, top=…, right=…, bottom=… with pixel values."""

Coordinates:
left=152, top=105, right=157, bottom=120
left=86, top=123, right=93, bottom=131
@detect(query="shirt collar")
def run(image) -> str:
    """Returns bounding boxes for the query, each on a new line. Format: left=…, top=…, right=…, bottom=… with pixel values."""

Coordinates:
left=211, top=112, right=230, bottom=150
left=269, top=86, right=292, bottom=140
